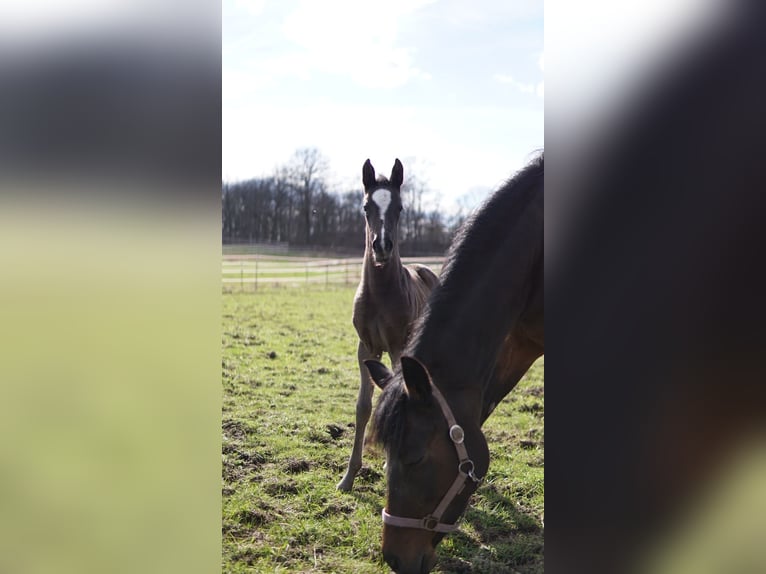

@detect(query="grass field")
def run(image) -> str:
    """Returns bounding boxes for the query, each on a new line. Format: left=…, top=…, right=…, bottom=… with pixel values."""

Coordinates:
left=222, top=287, right=544, bottom=573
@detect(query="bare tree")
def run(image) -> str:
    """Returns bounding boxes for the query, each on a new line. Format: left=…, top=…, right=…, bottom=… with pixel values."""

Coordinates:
left=221, top=148, right=453, bottom=254
left=287, top=147, right=329, bottom=245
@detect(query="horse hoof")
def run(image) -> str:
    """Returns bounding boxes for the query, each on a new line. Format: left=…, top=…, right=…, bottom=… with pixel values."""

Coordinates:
left=336, top=477, right=354, bottom=492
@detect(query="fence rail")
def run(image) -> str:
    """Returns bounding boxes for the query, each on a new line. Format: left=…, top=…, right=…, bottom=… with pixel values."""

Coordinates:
left=222, top=256, right=445, bottom=288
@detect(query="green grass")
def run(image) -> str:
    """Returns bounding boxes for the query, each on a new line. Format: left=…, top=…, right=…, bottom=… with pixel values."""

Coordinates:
left=222, top=287, right=544, bottom=573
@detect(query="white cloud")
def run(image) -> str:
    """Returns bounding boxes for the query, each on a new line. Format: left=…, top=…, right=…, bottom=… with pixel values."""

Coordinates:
left=277, top=0, right=435, bottom=88
left=493, top=73, right=536, bottom=94
left=233, top=0, right=265, bottom=16
left=494, top=50, right=544, bottom=98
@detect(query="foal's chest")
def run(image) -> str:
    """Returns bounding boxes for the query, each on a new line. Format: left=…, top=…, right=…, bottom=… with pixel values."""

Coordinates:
left=354, top=301, right=411, bottom=355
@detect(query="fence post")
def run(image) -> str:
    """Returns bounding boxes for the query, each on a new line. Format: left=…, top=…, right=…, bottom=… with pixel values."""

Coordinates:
left=306, top=263, right=309, bottom=285
left=326, top=262, right=329, bottom=287
left=254, top=259, right=258, bottom=292
left=240, top=259, right=243, bottom=291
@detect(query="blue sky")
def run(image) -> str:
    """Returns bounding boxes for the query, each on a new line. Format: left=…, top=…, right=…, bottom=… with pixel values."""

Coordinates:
left=223, top=0, right=543, bottom=211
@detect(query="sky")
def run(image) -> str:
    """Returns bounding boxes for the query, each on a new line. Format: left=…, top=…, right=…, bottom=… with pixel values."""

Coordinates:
left=222, top=0, right=543, bottom=212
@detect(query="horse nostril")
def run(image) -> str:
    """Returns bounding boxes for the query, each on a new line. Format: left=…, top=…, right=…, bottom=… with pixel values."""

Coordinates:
left=372, top=237, right=381, bottom=252
left=384, top=238, right=393, bottom=252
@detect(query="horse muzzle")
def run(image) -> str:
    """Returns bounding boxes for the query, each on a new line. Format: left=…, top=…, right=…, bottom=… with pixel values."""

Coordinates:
left=372, top=236, right=393, bottom=264
left=383, top=545, right=436, bottom=574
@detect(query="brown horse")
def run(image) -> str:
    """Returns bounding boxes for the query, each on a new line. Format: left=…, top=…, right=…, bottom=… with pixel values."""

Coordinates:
left=336, top=158, right=439, bottom=492
left=366, top=154, right=543, bottom=573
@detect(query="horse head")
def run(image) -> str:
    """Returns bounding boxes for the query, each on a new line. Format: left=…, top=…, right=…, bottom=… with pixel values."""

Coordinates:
left=367, top=356, right=490, bottom=574
left=362, top=158, right=404, bottom=266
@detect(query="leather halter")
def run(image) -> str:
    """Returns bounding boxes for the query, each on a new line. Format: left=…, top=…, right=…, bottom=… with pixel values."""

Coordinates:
left=381, top=383, right=483, bottom=533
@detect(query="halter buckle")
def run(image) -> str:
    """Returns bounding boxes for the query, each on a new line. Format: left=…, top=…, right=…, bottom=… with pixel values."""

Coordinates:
left=423, top=516, right=438, bottom=530
left=449, top=424, right=465, bottom=444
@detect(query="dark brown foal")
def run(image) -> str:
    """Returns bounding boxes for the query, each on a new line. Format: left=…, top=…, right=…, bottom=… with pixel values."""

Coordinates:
left=336, top=158, right=439, bottom=492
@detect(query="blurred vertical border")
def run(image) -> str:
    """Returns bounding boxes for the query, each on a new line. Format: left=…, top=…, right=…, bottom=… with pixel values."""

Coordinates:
left=0, top=2, right=221, bottom=573
left=546, top=0, right=766, bottom=573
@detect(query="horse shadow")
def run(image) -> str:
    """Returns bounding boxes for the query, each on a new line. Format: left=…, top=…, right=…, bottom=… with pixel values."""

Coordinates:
left=436, top=482, right=544, bottom=572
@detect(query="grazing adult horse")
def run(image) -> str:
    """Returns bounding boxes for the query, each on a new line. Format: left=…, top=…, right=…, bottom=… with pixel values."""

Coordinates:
left=336, top=158, right=440, bottom=492
left=367, top=154, right=543, bottom=573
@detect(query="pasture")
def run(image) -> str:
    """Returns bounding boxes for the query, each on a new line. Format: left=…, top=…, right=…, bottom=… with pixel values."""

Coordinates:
left=222, top=286, right=544, bottom=573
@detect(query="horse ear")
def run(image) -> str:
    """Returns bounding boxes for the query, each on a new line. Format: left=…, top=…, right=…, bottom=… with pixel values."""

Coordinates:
left=364, top=359, right=394, bottom=390
left=400, top=356, right=432, bottom=400
left=362, top=159, right=376, bottom=190
left=390, top=158, right=403, bottom=188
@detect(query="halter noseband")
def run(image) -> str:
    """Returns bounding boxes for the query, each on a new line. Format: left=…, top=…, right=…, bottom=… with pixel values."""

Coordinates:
left=381, top=384, right=483, bottom=533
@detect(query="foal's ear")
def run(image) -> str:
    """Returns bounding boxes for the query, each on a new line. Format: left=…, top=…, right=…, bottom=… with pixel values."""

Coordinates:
left=400, top=356, right=432, bottom=401
left=390, top=158, right=403, bottom=188
left=364, top=359, right=394, bottom=390
left=362, top=159, right=376, bottom=190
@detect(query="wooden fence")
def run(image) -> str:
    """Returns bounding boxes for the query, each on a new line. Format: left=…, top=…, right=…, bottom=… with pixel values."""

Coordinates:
left=222, top=255, right=445, bottom=288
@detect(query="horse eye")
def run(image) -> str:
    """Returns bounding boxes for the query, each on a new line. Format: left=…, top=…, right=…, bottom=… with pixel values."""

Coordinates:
left=403, top=453, right=425, bottom=467
left=363, top=204, right=369, bottom=212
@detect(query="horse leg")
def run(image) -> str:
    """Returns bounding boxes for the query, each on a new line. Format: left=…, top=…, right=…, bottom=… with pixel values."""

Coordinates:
left=337, top=341, right=379, bottom=491
left=482, top=335, right=543, bottom=423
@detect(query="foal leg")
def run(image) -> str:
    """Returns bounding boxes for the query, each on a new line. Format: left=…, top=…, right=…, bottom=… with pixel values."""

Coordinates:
left=337, top=341, right=379, bottom=491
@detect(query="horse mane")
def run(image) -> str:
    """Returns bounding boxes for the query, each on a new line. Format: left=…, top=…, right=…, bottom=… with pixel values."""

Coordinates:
left=371, top=152, right=543, bottom=449
left=371, top=375, right=408, bottom=451
left=408, top=152, right=543, bottom=364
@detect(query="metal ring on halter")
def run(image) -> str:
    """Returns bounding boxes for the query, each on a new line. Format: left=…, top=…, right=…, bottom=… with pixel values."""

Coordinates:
left=459, top=460, right=481, bottom=484
left=449, top=424, right=464, bottom=444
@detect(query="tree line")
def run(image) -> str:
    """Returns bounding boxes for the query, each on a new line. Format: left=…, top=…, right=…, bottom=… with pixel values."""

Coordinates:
left=222, top=148, right=465, bottom=255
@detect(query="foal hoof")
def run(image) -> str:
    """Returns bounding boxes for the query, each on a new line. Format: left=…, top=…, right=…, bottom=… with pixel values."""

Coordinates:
left=336, top=476, right=354, bottom=492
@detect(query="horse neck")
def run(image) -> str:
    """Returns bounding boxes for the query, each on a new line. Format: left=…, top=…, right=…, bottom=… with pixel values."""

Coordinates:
left=409, top=180, right=543, bottom=417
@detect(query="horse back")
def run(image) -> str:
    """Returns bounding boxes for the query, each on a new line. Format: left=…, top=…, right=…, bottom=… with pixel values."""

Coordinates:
left=406, top=263, right=439, bottom=291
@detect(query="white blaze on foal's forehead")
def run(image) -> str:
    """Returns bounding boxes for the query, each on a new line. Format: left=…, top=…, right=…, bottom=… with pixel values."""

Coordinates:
left=371, top=188, right=392, bottom=244
left=371, top=188, right=392, bottom=220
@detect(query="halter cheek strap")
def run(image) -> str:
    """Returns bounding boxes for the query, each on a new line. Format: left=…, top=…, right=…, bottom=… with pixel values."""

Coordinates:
left=381, top=385, right=482, bottom=533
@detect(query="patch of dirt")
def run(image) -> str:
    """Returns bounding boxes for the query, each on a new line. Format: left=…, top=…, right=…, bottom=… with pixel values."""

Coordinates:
left=519, top=439, right=539, bottom=449
left=316, top=366, right=330, bottom=374
left=437, top=557, right=472, bottom=574
left=306, top=429, right=331, bottom=444
left=262, top=478, right=299, bottom=497
left=316, top=501, right=355, bottom=518
left=325, top=423, right=344, bottom=440
left=267, top=351, right=277, bottom=359
left=523, top=385, right=545, bottom=397
left=357, top=466, right=382, bottom=481
left=233, top=508, right=269, bottom=527
left=284, top=458, right=312, bottom=473
left=519, top=402, right=544, bottom=413
left=278, top=383, right=297, bottom=397
left=230, top=548, right=259, bottom=566
left=222, top=419, right=249, bottom=441
left=237, top=450, right=267, bottom=466
left=527, top=455, right=545, bottom=468
left=222, top=446, right=268, bottom=483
